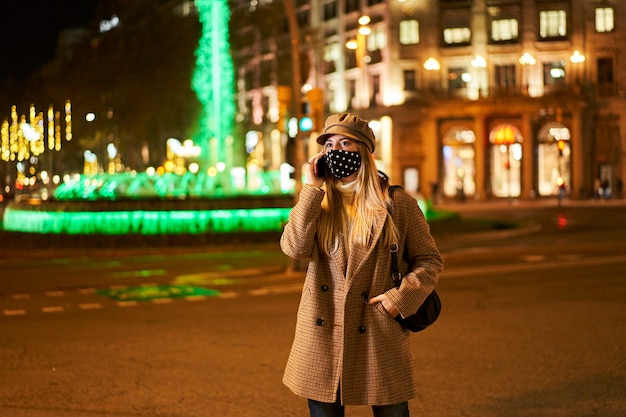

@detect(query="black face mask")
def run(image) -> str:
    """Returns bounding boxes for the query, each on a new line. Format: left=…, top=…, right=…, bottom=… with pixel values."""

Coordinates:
left=323, top=149, right=362, bottom=179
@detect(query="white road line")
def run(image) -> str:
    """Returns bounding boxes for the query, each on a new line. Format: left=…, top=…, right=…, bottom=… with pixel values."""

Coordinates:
left=441, top=255, right=626, bottom=278
left=250, top=283, right=303, bottom=296
left=78, top=288, right=96, bottom=294
left=218, top=292, right=239, bottom=298
left=42, top=306, right=64, bottom=313
left=3, top=309, right=26, bottom=316
left=45, top=291, right=65, bottom=297
left=11, top=294, right=30, bottom=300
left=79, top=303, right=103, bottom=310
left=117, top=301, right=138, bottom=307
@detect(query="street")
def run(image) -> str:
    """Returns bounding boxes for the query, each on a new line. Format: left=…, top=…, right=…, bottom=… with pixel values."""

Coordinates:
left=1, top=202, right=625, bottom=417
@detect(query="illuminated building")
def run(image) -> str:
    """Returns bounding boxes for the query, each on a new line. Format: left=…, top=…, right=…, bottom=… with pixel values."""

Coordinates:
left=230, top=0, right=626, bottom=201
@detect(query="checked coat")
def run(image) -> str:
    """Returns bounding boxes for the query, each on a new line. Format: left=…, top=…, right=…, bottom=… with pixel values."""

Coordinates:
left=280, top=184, right=443, bottom=405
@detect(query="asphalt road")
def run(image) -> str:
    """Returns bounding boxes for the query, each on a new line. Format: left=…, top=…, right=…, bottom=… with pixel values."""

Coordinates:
left=0, top=201, right=625, bottom=417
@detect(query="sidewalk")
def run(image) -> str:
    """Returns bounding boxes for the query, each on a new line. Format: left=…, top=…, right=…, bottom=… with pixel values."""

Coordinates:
left=435, top=196, right=626, bottom=213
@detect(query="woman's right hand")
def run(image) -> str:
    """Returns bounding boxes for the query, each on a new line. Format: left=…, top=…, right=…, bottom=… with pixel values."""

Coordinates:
left=305, top=152, right=326, bottom=188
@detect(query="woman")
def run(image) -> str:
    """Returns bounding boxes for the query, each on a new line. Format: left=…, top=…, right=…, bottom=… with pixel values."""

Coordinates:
left=280, top=113, right=443, bottom=417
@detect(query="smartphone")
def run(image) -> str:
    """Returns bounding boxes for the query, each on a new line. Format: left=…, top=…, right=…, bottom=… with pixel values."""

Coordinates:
left=315, top=157, right=329, bottom=179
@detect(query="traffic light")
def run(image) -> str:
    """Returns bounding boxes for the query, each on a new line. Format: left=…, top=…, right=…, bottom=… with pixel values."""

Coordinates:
left=305, top=88, right=324, bottom=132
left=277, top=85, right=291, bottom=133
left=557, top=139, right=566, bottom=156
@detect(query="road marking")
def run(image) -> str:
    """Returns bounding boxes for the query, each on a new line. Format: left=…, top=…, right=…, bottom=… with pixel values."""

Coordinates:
left=11, top=294, right=30, bottom=300
left=42, top=306, right=64, bottom=313
left=521, top=254, right=546, bottom=262
left=441, top=254, right=626, bottom=278
left=250, top=283, right=303, bottom=296
left=117, top=301, right=138, bottom=307
left=78, top=288, right=96, bottom=294
left=79, top=303, right=103, bottom=310
left=3, top=309, right=26, bottom=316
left=45, top=291, right=65, bottom=297
left=218, top=291, right=239, bottom=298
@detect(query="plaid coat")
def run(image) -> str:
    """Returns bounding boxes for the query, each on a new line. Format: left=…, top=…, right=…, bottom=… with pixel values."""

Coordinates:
left=280, top=184, right=443, bottom=405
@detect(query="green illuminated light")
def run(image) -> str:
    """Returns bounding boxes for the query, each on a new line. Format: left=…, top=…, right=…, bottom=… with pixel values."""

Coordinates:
left=192, top=0, right=235, bottom=169
left=97, top=284, right=220, bottom=301
left=3, top=207, right=291, bottom=235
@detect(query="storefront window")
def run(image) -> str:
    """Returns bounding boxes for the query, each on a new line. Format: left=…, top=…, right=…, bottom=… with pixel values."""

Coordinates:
left=489, top=124, right=522, bottom=198
left=537, top=123, right=570, bottom=195
left=442, top=128, right=476, bottom=200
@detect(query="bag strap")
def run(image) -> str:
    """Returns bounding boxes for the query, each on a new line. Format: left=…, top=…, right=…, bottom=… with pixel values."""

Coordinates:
left=388, top=185, right=403, bottom=289
left=390, top=242, right=401, bottom=288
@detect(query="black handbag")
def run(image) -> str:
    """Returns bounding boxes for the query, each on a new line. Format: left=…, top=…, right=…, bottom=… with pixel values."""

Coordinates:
left=390, top=242, right=441, bottom=332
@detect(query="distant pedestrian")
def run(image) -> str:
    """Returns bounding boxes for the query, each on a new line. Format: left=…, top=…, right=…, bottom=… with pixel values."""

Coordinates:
left=601, top=178, right=610, bottom=199
left=280, top=113, right=444, bottom=417
left=594, top=178, right=602, bottom=199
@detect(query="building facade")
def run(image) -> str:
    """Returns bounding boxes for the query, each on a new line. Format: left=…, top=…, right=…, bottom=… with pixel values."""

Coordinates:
left=230, top=0, right=626, bottom=201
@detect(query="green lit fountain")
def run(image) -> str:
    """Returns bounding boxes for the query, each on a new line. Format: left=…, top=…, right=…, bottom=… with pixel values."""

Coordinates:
left=3, top=0, right=292, bottom=237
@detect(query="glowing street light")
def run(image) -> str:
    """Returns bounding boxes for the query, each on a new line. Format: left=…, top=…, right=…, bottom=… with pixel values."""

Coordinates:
left=423, top=57, right=440, bottom=71
left=570, top=50, right=586, bottom=64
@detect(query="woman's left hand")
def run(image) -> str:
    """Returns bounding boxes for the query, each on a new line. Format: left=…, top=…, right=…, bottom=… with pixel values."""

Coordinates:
left=368, top=294, right=399, bottom=318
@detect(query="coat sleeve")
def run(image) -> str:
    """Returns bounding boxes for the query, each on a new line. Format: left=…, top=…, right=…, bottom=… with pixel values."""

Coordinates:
left=385, top=189, right=444, bottom=320
left=280, top=184, right=326, bottom=259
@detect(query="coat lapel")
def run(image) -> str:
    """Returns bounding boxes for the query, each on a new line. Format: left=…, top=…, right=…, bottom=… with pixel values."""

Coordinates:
left=345, top=210, right=387, bottom=286
left=331, top=236, right=347, bottom=277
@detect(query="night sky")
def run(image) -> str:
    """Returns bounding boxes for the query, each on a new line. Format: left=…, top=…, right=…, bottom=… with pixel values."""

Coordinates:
left=0, top=1, right=99, bottom=80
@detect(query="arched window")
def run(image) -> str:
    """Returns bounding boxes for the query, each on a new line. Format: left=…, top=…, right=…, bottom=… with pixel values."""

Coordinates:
left=442, top=128, right=476, bottom=199
left=489, top=124, right=523, bottom=198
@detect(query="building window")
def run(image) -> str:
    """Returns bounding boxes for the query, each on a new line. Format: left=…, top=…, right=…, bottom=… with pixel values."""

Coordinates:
left=442, top=128, right=476, bottom=199
left=297, top=10, right=309, bottom=27
left=539, top=10, right=567, bottom=39
left=173, top=1, right=196, bottom=17
left=367, top=26, right=386, bottom=51
left=597, top=58, right=614, bottom=84
left=324, top=43, right=340, bottom=62
left=441, top=9, right=471, bottom=46
left=399, top=20, right=419, bottom=45
left=543, top=61, right=566, bottom=86
left=494, top=64, right=516, bottom=89
left=448, top=67, right=468, bottom=90
left=345, top=0, right=359, bottom=14
left=323, top=43, right=340, bottom=73
left=323, top=0, right=338, bottom=21
left=443, top=27, right=471, bottom=45
left=491, top=18, right=518, bottom=42
left=595, top=7, right=614, bottom=33
left=404, top=69, right=417, bottom=91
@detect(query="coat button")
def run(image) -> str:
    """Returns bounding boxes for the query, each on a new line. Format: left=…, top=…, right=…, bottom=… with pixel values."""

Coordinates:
left=359, top=326, right=366, bottom=333
left=361, top=291, right=369, bottom=300
left=321, top=285, right=329, bottom=292
left=316, top=318, right=325, bottom=326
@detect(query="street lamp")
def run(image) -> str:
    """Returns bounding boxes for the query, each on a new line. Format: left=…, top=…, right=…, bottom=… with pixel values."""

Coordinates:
left=519, top=52, right=536, bottom=95
left=569, top=50, right=586, bottom=83
left=423, top=57, right=440, bottom=92
left=471, top=55, right=487, bottom=97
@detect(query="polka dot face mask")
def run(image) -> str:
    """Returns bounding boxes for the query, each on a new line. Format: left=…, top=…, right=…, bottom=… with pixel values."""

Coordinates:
left=323, top=149, right=362, bottom=179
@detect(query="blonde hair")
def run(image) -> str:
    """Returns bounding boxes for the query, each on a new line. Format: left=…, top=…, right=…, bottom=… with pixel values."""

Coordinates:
left=317, top=142, right=398, bottom=254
